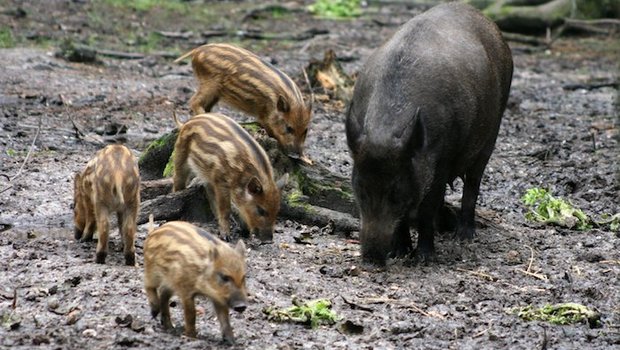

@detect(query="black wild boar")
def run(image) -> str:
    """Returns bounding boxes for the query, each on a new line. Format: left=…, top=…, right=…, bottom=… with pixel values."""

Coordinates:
left=346, top=3, right=513, bottom=264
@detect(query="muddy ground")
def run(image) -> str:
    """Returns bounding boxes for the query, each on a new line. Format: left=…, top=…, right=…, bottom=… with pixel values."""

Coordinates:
left=0, top=0, right=619, bottom=349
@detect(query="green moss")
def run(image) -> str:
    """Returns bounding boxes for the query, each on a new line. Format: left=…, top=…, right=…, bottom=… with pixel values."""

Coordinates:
left=292, top=167, right=353, bottom=202
left=139, top=132, right=177, bottom=163
left=0, top=27, right=15, bottom=48
left=162, top=151, right=175, bottom=178
left=513, top=303, right=600, bottom=327
left=521, top=188, right=591, bottom=230
left=239, top=122, right=262, bottom=134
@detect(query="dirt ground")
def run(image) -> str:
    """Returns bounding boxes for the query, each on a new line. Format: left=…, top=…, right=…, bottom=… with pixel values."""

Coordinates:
left=1, top=0, right=619, bottom=349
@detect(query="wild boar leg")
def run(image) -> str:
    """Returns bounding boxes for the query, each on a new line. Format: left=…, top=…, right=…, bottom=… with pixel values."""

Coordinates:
left=390, top=219, right=413, bottom=257
left=213, top=301, right=234, bottom=344
left=189, top=81, right=219, bottom=115
left=172, top=149, right=191, bottom=192
left=80, top=200, right=97, bottom=242
left=416, top=181, right=447, bottom=260
left=213, top=187, right=232, bottom=241
left=159, top=286, right=174, bottom=330
left=180, top=294, right=197, bottom=338
left=144, top=282, right=160, bottom=319
left=119, top=206, right=137, bottom=266
left=456, top=152, right=491, bottom=240
left=95, top=206, right=110, bottom=264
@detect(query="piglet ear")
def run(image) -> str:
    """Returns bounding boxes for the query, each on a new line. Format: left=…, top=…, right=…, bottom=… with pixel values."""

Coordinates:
left=277, top=95, right=290, bottom=113
left=235, top=240, right=246, bottom=258
left=247, top=177, right=263, bottom=195
left=276, top=173, right=289, bottom=190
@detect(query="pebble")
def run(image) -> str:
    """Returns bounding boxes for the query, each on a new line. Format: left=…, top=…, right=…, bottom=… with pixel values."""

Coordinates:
left=82, top=329, right=97, bottom=338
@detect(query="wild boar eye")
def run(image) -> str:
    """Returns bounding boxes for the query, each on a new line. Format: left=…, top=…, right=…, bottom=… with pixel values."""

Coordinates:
left=256, top=206, right=267, bottom=217
left=286, top=125, right=294, bottom=134
left=218, top=273, right=232, bottom=284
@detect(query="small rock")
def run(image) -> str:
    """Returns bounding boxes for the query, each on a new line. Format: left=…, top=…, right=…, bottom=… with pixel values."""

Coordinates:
left=345, top=265, right=360, bottom=276
left=66, top=309, right=82, bottom=325
left=505, top=250, right=522, bottom=265
left=130, top=319, right=145, bottom=332
left=115, top=314, right=133, bottom=327
left=47, top=298, right=59, bottom=310
left=31, top=334, right=50, bottom=345
left=82, top=329, right=97, bottom=337
left=339, top=320, right=364, bottom=334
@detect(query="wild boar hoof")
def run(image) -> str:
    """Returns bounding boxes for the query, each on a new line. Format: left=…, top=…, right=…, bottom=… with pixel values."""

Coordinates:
left=74, top=228, right=83, bottom=240
left=222, top=335, right=235, bottom=345
left=414, top=248, right=436, bottom=265
left=150, top=307, right=159, bottom=319
left=183, top=330, right=197, bottom=338
left=96, top=251, right=107, bottom=264
left=124, top=253, right=135, bottom=266
left=455, top=226, right=475, bottom=241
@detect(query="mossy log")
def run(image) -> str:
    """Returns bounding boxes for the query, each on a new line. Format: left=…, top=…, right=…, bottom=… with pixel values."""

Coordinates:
left=305, top=49, right=355, bottom=103
left=483, top=0, right=619, bottom=33
left=137, top=124, right=360, bottom=233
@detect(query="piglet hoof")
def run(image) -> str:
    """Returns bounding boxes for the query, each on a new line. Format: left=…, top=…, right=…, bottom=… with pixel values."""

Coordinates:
left=222, top=335, right=236, bottom=346
left=95, top=251, right=107, bottom=264
left=74, top=228, right=83, bottom=240
left=124, top=252, right=136, bottom=266
left=183, top=330, right=197, bottom=338
left=150, top=307, right=160, bottom=319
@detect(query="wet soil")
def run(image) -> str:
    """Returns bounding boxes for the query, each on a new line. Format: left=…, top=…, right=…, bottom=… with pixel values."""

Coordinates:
left=1, top=1, right=619, bottom=349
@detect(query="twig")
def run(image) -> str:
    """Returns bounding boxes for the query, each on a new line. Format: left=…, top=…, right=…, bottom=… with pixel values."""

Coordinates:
left=10, top=115, right=41, bottom=181
left=526, top=245, right=535, bottom=273
left=361, top=297, right=442, bottom=319
left=340, top=295, right=373, bottom=312
left=516, top=268, right=548, bottom=281
left=456, top=267, right=498, bottom=282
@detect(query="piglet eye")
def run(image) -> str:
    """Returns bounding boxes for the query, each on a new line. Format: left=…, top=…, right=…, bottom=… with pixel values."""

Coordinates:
left=257, top=206, right=267, bottom=217
left=218, top=273, right=232, bottom=284
left=286, top=126, right=294, bottom=134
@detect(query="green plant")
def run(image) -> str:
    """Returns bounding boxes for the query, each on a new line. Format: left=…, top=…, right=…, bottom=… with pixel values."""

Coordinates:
left=521, top=188, right=590, bottom=230
left=513, top=303, right=600, bottom=327
left=0, top=27, right=15, bottom=48
left=308, top=0, right=361, bottom=19
left=263, top=297, right=340, bottom=328
left=162, top=151, right=175, bottom=178
left=103, top=0, right=187, bottom=13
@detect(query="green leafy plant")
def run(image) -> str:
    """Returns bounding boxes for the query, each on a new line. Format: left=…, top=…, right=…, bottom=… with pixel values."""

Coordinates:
left=308, top=0, right=361, bottom=19
left=521, top=188, right=591, bottom=230
left=263, top=297, right=340, bottom=328
left=513, top=303, right=601, bottom=327
left=0, top=27, right=15, bottom=48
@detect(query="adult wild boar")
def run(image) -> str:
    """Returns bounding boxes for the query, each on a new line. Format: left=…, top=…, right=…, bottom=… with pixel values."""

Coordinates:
left=346, top=3, right=513, bottom=264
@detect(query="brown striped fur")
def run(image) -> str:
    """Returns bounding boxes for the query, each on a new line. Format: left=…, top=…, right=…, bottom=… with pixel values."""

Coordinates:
left=73, top=144, right=140, bottom=265
left=173, top=112, right=287, bottom=241
left=144, top=220, right=247, bottom=343
left=175, top=43, right=312, bottom=157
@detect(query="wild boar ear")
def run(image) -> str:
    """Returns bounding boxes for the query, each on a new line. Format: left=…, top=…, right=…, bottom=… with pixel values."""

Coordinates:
left=276, top=173, right=289, bottom=190
left=403, top=107, right=426, bottom=154
left=234, top=240, right=246, bottom=258
left=247, top=177, right=263, bottom=195
left=345, top=100, right=362, bottom=154
left=208, top=248, right=220, bottom=261
left=277, top=95, right=290, bottom=113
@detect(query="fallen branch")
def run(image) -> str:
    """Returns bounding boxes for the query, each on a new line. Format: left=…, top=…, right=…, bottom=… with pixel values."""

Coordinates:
left=237, top=28, right=329, bottom=41
left=563, top=81, right=619, bottom=91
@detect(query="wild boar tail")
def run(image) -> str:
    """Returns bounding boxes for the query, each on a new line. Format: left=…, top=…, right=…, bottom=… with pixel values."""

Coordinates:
left=172, top=110, right=183, bottom=129
left=147, top=214, right=155, bottom=234
left=173, top=49, right=195, bottom=63
left=112, top=174, right=125, bottom=205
